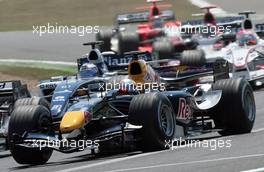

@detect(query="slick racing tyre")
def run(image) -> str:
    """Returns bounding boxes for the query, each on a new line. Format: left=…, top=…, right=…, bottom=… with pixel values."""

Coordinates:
left=180, top=49, right=206, bottom=66
left=8, top=105, right=53, bottom=164
left=96, top=28, right=113, bottom=52
left=14, top=97, right=50, bottom=110
left=128, top=92, right=176, bottom=151
left=117, top=31, right=140, bottom=54
left=212, top=78, right=256, bottom=135
left=153, top=40, right=175, bottom=59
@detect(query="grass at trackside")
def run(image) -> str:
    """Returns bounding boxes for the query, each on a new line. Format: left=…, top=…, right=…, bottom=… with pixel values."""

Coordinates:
left=0, top=0, right=200, bottom=31
left=0, top=65, right=76, bottom=80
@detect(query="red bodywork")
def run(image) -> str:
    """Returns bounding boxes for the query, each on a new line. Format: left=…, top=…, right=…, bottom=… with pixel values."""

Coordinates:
left=135, top=0, right=182, bottom=53
left=257, top=65, right=264, bottom=70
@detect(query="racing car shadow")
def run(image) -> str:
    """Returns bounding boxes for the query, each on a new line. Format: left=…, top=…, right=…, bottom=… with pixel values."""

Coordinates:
left=254, top=88, right=264, bottom=92
left=11, top=135, right=222, bottom=171
left=0, top=153, right=11, bottom=159
left=10, top=150, right=143, bottom=171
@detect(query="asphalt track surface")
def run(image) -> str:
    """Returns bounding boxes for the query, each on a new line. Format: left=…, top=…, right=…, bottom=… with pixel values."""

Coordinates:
left=1, top=0, right=264, bottom=172
left=0, top=31, right=95, bottom=62
left=206, top=0, right=264, bottom=21
left=0, top=0, right=264, bottom=63
left=0, top=90, right=263, bottom=172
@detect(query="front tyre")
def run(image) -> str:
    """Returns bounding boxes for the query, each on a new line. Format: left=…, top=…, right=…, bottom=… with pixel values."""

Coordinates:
left=128, top=93, right=176, bottom=151
left=212, top=78, right=256, bottom=135
left=8, top=105, right=53, bottom=164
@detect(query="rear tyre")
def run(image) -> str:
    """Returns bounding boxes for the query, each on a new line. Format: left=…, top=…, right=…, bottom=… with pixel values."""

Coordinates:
left=128, top=93, right=176, bottom=151
left=96, top=28, right=113, bottom=52
left=118, top=31, right=140, bottom=54
left=212, top=78, right=256, bottom=135
left=180, top=50, right=206, bottom=66
left=153, top=40, right=175, bottom=59
left=14, top=97, right=50, bottom=110
left=8, top=105, right=53, bottom=164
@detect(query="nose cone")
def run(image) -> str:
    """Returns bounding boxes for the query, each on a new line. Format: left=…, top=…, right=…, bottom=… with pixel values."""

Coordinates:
left=60, top=111, right=85, bottom=133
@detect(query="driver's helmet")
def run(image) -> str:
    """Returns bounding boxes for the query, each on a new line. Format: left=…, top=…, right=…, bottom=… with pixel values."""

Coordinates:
left=79, top=63, right=99, bottom=79
left=75, top=88, right=88, bottom=97
left=151, top=16, right=163, bottom=29
left=118, top=79, right=138, bottom=95
left=237, top=30, right=258, bottom=46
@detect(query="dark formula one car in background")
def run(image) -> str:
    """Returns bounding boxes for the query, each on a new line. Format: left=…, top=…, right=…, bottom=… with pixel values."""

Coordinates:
left=39, top=41, right=224, bottom=102
left=8, top=50, right=256, bottom=165
left=0, top=81, right=31, bottom=148
left=96, top=0, right=198, bottom=58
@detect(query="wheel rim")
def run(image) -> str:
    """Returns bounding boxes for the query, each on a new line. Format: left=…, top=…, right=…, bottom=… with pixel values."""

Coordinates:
left=38, top=114, right=53, bottom=134
left=243, top=89, right=255, bottom=122
left=159, top=104, right=174, bottom=136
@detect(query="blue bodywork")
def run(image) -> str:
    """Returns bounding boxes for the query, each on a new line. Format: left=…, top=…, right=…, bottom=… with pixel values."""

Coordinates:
left=50, top=79, right=90, bottom=120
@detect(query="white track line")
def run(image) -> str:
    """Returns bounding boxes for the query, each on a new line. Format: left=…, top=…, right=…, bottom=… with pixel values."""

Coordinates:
left=252, top=128, right=264, bottom=133
left=241, top=167, right=264, bottom=172
left=103, top=154, right=264, bottom=172
left=0, top=59, right=75, bottom=66
left=55, top=128, right=264, bottom=172
left=55, top=150, right=170, bottom=172
left=189, top=0, right=229, bottom=16
left=56, top=153, right=264, bottom=172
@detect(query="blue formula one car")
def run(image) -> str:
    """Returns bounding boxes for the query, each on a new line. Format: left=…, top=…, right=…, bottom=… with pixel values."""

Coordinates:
left=8, top=50, right=256, bottom=165
left=38, top=42, right=117, bottom=102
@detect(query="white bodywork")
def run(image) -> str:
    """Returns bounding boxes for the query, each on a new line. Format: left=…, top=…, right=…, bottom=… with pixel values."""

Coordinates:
left=200, top=34, right=264, bottom=87
left=222, top=39, right=264, bottom=84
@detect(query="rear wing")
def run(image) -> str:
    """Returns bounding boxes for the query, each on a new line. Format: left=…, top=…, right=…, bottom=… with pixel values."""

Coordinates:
left=101, top=50, right=228, bottom=81
left=103, top=52, right=153, bottom=71
left=182, top=16, right=244, bottom=27
left=0, top=81, right=15, bottom=112
left=0, top=80, right=29, bottom=96
left=159, top=59, right=229, bottom=89
left=77, top=52, right=153, bottom=72
left=0, top=81, right=30, bottom=110
left=0, top=81, right=13, bottom=93
left=116, top=10, right=175, bottom=25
